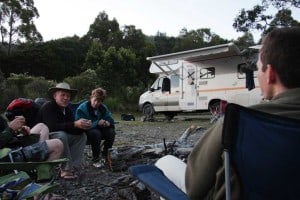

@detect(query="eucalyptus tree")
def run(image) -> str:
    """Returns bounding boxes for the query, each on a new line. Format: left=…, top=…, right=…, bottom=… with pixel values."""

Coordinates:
left=85, top=11, right=123, bottom=50
left=152, top=32, right=176, bottom=55
left=82, top=39, right=104, bottom=71
left=96, top=46, right=137, bottom=95
left=172, top=28, right=228, bottom=52
left=233, top=0, right=299, bottom=38
left=121, top=25, right=156, bottom=88
left=0, top=0, right=42, bottom=55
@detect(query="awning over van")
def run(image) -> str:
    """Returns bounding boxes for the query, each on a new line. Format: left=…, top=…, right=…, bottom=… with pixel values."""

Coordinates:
left=148, top=43, right=241, bottom=74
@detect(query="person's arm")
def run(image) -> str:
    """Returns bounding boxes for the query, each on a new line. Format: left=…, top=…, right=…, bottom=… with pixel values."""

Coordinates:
left=0, top=116, right=24, bottom=148
left=0, top=127, right=14, bottom=148
left=75, top=102, right=98, bottom=129
left=185, top=119, right=224, bottom=199
left=101, top=105, right=114, bottom=126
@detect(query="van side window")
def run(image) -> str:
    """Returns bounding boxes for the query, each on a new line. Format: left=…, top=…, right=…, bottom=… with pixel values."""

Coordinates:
left=200, top=67, right=215, bottom=79
left=150, top=78, right=163, bottom=91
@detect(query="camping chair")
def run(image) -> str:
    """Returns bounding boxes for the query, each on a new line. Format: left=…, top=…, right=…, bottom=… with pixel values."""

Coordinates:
left=129, top=164, right=189, bottom=200
left=0, top=171, right=58, bottom=199
left=210, top=100, right=227, bottom=123
left=129, top=103, right=300, bottom=200
left=0, top=148, right=68, bottom=199
left=222, top=103, right=300, bottom=200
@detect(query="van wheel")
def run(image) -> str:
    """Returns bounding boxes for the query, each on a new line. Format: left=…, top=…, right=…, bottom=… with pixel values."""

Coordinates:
left=142, top=104, right=154, bottom=121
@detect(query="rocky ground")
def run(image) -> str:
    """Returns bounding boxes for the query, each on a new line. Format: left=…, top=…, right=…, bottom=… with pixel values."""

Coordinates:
left=52, top=113, right=212, bottom=200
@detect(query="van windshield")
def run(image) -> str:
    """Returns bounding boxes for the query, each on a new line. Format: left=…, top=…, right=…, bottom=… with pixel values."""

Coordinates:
left=150, top=77, right=163, bottom=90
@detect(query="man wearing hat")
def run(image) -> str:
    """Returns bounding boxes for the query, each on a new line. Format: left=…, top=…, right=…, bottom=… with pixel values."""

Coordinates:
left=36, top=82, right=91, bottom=179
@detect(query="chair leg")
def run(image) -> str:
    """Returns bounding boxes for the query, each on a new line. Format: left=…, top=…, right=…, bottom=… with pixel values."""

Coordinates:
left=224, top=150, right=231, bottom=200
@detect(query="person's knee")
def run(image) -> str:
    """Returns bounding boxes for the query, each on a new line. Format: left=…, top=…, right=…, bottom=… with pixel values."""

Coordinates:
left=54, top=139, right=64, bottom=152
left=50, top=131, right=67, bottom=142
left=87, top=129, right=101, bottom=141
left=39, top=123, right=49, bottom=132
left=155, top=155, right=183, bottom=169
left=106, top=128, right=116, bottom=140
left=46, top=139, right=64, bottom=157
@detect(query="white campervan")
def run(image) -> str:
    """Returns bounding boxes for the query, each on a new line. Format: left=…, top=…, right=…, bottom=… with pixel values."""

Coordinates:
left=139, top=43, right=262, bottom=120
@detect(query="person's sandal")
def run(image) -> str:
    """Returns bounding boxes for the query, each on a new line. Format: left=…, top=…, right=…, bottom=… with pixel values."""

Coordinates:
left=60, top=171, right=78, bottom=180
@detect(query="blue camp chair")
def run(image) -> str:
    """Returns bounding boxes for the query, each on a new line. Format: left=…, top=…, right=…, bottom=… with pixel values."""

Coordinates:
left=223, top=103, right=300, bottom=200
left=129, top=103, right=300, bottom=200
left=129, top=164, right=189, bottom=200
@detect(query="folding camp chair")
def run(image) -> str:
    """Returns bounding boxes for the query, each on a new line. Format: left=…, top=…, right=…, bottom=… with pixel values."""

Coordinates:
left=0, top=171, right=58, bottom=199
left=130, top=103, right=300, bottom=200
left=210, top=100, right=227, bottom=123
left=0, top=148, right=68, bottom=182
left=129, top=164, right=189, bottom=200
left=222, top=103, right=300, bottom=200
left=0, top=148, right=68, bottom=199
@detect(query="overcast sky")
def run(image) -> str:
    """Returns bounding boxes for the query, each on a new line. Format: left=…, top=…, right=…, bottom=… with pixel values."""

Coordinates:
left=34, top=0, right=300, bottom=43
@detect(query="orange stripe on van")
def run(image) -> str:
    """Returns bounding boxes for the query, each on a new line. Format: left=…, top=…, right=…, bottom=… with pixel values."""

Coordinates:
left=197, top=86, right=259, bottom=92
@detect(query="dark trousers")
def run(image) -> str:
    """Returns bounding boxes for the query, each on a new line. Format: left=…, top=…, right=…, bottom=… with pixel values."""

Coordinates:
left=86, top=127, right=116, bottom=159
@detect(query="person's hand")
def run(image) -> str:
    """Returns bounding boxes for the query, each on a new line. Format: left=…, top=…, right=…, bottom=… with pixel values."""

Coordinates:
left=75, top=118, right=91, bottom=130
left=20, top=126, right=30, bottom=135
left=98, top=119, right=110, bottom=127
left=8, top=116, right=26, bottom=132
left=104, top=121, right=110, bottom=127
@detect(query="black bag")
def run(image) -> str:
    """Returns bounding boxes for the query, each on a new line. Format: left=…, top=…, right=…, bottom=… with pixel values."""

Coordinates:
left=121, top=114, right=135, bottom=121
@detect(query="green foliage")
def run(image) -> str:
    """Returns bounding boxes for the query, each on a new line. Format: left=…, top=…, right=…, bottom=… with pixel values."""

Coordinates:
left=6, top=73, right=34, bottom=97
left=1, top=84, right=20, bottom=110
left=64, top=69, right=99, bottom=102
left=172, top=28, right=229, bottom=52
left=0, top=73, right=51, bottom=110
left=82, top=39, right=104, bottom=71
left=104, top=96, right=122, bottom=112
left=0, top=37, right=88, bottom=81
left=85, top=11, right=123, bottom=49
left=234, top=32, right=255, bottom=50
left=266, top=9, right=300, bottom=33
left=1, top=6, right=255, bottom=113
left=233, top=0, right=299, bottom=36
left=0, top=0, right=42, bottom=55
left=24, top=78, right=50, bottom=99
left=96, top=47, right=138, bottom=94
left=40, top=36, right=89, bottom=81
left=152, top=32, right=176, bottom=54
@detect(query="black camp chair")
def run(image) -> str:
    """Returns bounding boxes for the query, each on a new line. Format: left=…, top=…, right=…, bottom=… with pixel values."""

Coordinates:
left=129, top=103, right=300, bottom=200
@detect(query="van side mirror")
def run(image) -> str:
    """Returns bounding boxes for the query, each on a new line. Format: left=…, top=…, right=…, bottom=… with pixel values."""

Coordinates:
left=149, top=87, right=155, bottom=92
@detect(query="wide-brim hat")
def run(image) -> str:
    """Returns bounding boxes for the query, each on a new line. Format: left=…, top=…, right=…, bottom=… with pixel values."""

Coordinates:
left=48, top=82, right=78, bottom=100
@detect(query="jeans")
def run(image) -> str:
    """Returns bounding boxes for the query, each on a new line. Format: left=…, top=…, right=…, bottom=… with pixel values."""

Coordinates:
left=50, top=131, right=86, bottom=170
left=86, top=127, right=116, bottom=159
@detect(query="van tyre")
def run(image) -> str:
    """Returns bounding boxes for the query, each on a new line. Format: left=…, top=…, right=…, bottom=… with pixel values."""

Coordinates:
left=142, top=104, right=154, bottom=121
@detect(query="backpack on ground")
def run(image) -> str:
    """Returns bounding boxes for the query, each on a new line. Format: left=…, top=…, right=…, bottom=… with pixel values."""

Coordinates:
left=4, top=98, right=41, bottom=128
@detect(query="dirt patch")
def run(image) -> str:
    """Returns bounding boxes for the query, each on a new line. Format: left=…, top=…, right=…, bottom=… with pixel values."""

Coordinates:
left=53, top=114, right=212, bottom=199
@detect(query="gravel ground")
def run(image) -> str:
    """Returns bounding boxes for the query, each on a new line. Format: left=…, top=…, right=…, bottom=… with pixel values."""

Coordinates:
left=53, top=113, right=212, bottom=200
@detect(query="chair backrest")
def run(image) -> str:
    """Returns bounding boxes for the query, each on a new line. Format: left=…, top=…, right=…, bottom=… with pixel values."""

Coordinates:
left=222, top=103, right=300, bottom=200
